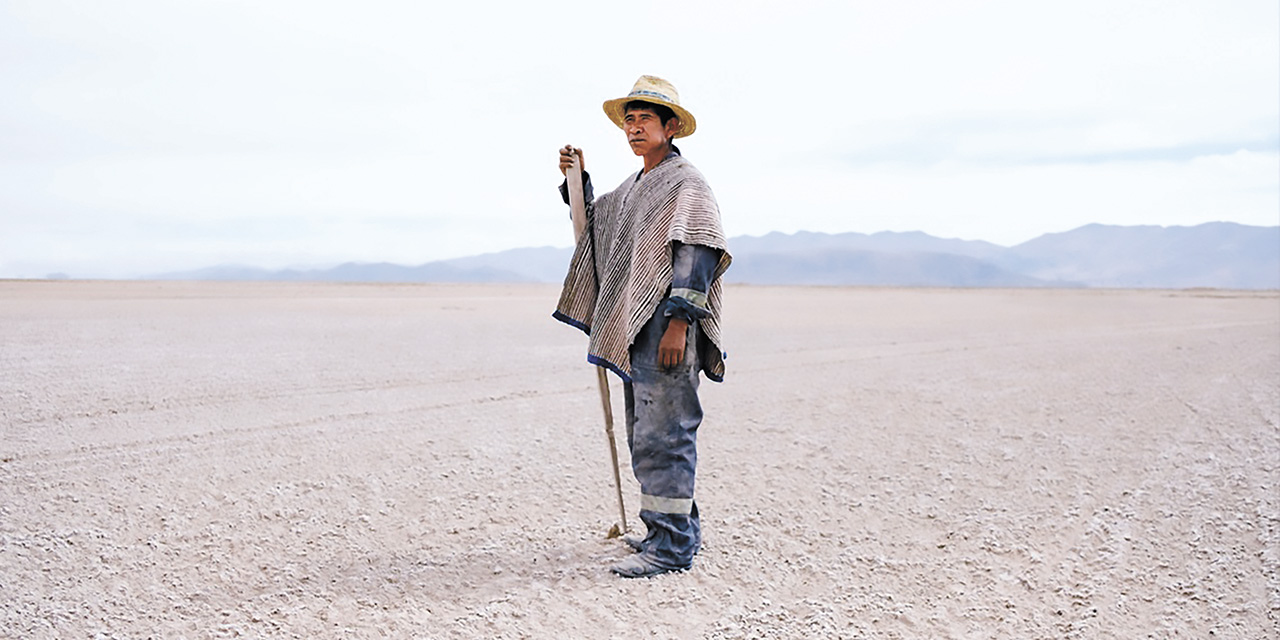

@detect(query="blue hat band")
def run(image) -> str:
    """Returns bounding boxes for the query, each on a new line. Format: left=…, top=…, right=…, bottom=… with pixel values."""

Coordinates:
left=628, top=89, right=674, bottom=104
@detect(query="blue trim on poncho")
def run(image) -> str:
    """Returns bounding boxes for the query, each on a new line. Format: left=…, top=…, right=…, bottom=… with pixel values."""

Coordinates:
left=552, top=310, right=633, bottom=383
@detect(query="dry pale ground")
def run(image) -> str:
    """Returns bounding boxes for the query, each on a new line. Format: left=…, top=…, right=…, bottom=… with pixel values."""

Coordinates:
left=1, top=281, right=1277, bottom=640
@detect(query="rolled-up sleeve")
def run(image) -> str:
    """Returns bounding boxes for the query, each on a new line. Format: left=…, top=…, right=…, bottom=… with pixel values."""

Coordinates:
left=663, top=241, right=721, bottom=323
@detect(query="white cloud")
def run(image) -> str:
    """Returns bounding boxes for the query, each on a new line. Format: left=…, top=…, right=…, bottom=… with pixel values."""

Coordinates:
left=1, top=0, right=1276, bottom=277
left=718, top=148, right=1279, bottom=245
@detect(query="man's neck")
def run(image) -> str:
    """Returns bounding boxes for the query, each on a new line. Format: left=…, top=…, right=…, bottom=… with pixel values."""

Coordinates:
left=642, top=145, right=673, bottom=174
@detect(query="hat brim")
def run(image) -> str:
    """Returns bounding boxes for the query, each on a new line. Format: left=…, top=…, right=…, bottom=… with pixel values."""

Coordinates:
left=603, top=96, right=697, bottom=138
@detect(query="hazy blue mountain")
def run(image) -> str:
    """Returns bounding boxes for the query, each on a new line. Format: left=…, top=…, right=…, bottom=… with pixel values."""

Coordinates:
left=152, top=265, right=297, bottom=281
left=150, top=223, right=1279, bottom=289
left=154, top=261, right=534, bottom=283
left=1001, top=222, right=1279, bottom=289
left=723, top=249, right=1059, bottom=287
left=729, top=230, right=1008, bottom=262
left=436, top=246, right=574, bottom=284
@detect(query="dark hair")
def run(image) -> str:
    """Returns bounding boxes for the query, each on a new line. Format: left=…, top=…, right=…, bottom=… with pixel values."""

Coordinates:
left=624, top=100, right=677, bottom=126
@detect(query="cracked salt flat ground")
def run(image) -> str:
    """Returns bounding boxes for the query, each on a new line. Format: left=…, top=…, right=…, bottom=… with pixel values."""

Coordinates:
left=1, top=281, right=1276, bottom=639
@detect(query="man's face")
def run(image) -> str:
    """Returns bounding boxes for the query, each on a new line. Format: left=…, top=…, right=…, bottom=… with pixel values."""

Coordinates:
left=624, top=107, right=679, bottom=157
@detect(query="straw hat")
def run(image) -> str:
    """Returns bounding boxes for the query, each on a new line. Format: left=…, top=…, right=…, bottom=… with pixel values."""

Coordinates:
left=602, top=75, right=697, bottom=138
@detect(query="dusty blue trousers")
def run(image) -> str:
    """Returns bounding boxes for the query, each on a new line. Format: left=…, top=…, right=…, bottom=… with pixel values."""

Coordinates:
left=623, top=311, right=703, bottom=569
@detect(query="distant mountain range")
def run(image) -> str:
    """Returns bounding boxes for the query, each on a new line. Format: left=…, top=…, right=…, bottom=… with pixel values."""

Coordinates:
left=152, top=222, right=1280, bottom=289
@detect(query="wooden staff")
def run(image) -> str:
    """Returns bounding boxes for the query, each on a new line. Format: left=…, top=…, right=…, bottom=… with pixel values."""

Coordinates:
left=566, top=149, right=628, bottom=536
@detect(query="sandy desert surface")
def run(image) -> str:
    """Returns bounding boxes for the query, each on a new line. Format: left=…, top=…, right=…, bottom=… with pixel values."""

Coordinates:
left=1, top=281, right=1277, bottom=639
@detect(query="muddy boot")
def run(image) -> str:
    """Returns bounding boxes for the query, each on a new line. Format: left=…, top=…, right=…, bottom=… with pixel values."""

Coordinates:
left=610, top=551, right=689, bottom=578
left=623, top=534, right=648, bottom=553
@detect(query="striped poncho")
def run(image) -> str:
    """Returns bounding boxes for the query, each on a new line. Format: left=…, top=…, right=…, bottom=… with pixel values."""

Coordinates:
left=554, top=155, right=732, bottom=382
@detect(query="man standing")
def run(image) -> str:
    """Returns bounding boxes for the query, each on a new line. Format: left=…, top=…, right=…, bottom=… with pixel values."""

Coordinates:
left=555, top=76, right=731, bottom=578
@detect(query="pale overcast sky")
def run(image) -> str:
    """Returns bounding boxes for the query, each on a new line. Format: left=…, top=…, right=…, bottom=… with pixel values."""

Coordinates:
left=2, top=0, right=1277, bottom=278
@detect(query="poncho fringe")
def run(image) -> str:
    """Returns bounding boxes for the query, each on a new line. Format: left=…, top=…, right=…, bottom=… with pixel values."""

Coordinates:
left=555, top=156, right=731, bottom=382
